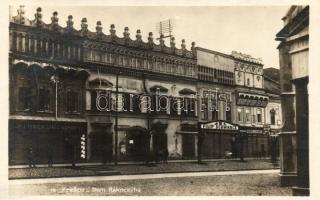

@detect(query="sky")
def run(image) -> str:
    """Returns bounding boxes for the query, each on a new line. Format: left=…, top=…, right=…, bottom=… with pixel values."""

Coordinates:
left=10, top=5, right=289, bottom=69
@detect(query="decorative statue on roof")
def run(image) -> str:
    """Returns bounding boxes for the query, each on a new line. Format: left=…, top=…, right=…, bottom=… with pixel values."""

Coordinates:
left=34, top=7, right=42, bottom=27
left=123, top=27, right=130, bottom=39
left=81, top=18, right=88, bottom=35
left=110, top=24, right=116, bottom=37
left=181, top=39, right=186, bottom=50
left=14, top=5, right=25, bottom=24
left=96, top=21, right=103, bottom=35
left=66, top=15, right=74, bottom=29
left=51, top=11, right=59, bottom=30
left=191, top=42, right=196, bottom=55
left=181, top=39, right=186, bottom=56
left=148, top=32, right=154, bottom=48
left=136, top=29, right=142, bottom=42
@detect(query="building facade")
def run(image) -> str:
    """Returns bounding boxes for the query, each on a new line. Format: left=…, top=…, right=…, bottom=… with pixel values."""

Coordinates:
left=9, top=6, right=282, bottom=165
left=276, top=5, right=309, bottom=195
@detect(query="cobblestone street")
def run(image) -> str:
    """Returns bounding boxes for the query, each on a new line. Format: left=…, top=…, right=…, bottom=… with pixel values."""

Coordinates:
left=9, top=170, right=291, bottom=196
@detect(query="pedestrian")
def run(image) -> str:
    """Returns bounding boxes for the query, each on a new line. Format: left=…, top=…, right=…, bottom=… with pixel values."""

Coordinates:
left=27, top=147, right=36, bottom=168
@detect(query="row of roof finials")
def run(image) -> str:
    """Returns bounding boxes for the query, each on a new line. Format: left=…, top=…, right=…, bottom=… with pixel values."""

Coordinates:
left=10, top=6, right=263, bottom=64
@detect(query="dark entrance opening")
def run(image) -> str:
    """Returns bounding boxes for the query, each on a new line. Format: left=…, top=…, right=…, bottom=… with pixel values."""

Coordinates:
left=182, top=134, right=195, bottom=158
left=90, top=131, right=113, bottom=163
left=151, top=122, right=168, bottom=162
left=125, top=126, right=149, bottom=161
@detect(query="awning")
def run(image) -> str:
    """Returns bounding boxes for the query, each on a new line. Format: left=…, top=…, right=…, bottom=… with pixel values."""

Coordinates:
left=176, top=131, right=198, bottom=134
left=179, top=88, right=196, bottom=95
left=89, top=78, right=113, bottom=87
left=149, top=85, right=168, bottom=93
left=9, top=115, right=87, bottom=122
left=11, top=59, right=89, bottom=76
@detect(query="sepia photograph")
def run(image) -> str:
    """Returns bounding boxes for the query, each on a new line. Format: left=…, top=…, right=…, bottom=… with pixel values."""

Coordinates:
left=5, top=2, right=312, bottom=198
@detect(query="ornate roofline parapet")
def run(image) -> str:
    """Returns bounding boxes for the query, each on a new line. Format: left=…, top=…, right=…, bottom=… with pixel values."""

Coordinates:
left=10, top=6, right=196, bottom=59
left=231, top=51, right=263, bottom=65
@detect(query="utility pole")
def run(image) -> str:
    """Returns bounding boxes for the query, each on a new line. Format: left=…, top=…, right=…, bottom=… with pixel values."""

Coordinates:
left=114, top=72, right=119, bottom=165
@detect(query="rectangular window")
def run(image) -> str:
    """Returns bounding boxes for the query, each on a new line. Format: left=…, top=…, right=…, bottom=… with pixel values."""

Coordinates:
left=38, top=89, right=50, bottom=111
left=18, top=87, right=32, bottom=111
left=131, top=94, right=140, bottom=113
left=170, top=97, right=180, bottom=116
left=257, top=109, right=262, bottom=123
left=226, top=105, right=232, bottom=122
left=245, top=109, right=251, bottom=123
left=67, top=89, right=79, bottom=113
left=91, top=90, right=111, bottom=111
left=237, top=108, right=243, bottom=122
left=201, top=98, right=208, bottom=120
left=270, top=110, right=276, bottom=125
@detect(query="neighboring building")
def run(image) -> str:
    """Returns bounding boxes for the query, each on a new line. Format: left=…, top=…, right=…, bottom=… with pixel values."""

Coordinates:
left=276, top=5, right=309, bottom=196
left=264, top=68, right=282, bottom=133
left=264, top=67, right=280, bottom=82
left=9, top=6, right=282, bottom=165
left=196, top=47, right=235, bottom=158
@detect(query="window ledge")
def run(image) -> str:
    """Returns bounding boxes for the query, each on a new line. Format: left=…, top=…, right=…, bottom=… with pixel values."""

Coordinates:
left=65, top=111, right=81, bottom=115
left=16, top=109, right=31, bottom=112
left=36, top=110, right=54, bottom=114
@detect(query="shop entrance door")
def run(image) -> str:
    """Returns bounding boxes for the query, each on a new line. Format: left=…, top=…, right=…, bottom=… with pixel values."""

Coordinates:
left=182, top=134, right=195, bottom=158
left=90, top=132, right=113, bottom=163
left=126, top=128, right=149, bottom=161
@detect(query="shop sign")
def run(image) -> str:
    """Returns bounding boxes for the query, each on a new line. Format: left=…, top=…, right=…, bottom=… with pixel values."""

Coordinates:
left=11, top=120, right=86, bottom=132
left=246, top=129, right=263, bottom=134
left=80, top=134, right=86, bottom=159
left=201, top=121, right=239, bottom=131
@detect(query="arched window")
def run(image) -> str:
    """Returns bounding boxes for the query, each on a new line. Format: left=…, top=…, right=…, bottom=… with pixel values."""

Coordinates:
left=247, top=78, right=250, bottom=86
left=270, top=109, right=276, bottom=125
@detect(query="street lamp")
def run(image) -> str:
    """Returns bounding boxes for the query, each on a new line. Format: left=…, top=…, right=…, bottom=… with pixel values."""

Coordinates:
left=114, top=70, right=122, bottom=165
left=50, top=71, right=59, bottom=119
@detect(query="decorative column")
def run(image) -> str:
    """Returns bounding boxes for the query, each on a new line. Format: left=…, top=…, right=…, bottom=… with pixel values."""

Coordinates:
left=278, top=43, right=297, bottom=187
left=292, top=77, right=309, bottom=195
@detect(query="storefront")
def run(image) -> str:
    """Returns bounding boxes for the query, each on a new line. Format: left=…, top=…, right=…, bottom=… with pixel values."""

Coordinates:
left=9, top=119, right=87, bottom=165
left=117, top=126, right=150, bottom=162
left=199, top=120, right=239, bottom=159
left=176, top=123, right=198, bottom=159
left=239, top=126, right=270, bottom=158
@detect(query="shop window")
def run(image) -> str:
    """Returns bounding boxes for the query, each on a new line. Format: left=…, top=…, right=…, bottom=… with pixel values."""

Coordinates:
left=201, top=98, right=208, bottom=120
left=18, top=87, right=32, bottom=111
left=38, top=89, right=50, bottom=111
left=237, top=108, right=243, bottom=122
left=257, top=109, right=262, bottom=123
left=66, top=89, right=80, bottom=113
left=245, top=109, right=251, bottom=123
left=270, top=109, right=276, bottom=125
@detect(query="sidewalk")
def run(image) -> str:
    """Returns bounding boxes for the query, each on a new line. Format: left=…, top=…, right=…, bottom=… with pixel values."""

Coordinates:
left=9, top=158, right=279, bottom=180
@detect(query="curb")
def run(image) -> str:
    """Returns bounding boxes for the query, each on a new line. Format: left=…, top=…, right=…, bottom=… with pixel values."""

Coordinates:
left=9, top=167, right=280, bottom=180
left=9, top=158, right=274, bottom=169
